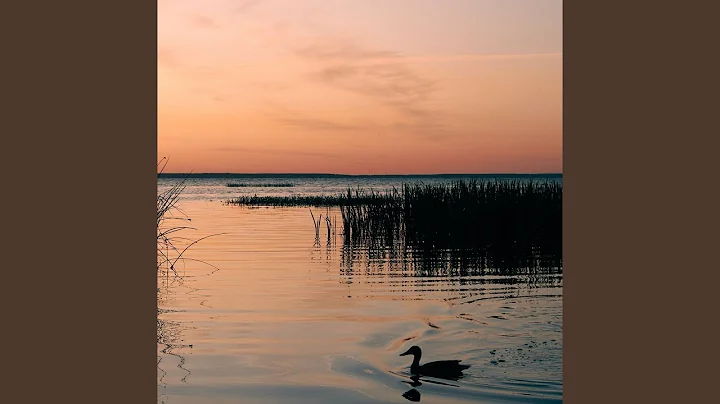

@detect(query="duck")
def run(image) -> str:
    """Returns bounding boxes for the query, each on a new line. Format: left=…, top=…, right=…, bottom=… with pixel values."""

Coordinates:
left=399, top=345, right=470, bottom=380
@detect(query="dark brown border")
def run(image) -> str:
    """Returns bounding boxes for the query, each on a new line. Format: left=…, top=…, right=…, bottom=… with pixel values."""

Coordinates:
left=4, top=1, right=157, bottom=403
left=564, top=2, right=717, bottom=403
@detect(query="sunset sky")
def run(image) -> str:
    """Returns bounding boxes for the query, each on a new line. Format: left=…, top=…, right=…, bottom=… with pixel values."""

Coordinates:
left=158, top=0, right=562, bottom=174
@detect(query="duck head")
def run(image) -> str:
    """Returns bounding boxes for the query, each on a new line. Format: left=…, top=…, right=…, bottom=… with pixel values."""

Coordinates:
left=400, top=345, right=422, bottom=367
left=400, top=345, right=422, bottom=358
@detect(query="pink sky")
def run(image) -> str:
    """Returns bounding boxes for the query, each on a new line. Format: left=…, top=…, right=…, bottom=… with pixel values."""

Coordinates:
left=158, top=0, right=562, bottom=174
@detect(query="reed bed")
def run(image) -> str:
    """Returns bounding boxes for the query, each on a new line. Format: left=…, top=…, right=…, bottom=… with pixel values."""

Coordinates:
left=225, top=179, right=561, bottom=272
left=224, top=189, right=397, bottom=207
left=227, top=182, right=295, bottom=188
left=340, top=180, right=562, bottom=273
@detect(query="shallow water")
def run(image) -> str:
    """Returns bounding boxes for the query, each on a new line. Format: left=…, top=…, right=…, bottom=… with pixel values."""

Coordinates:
left=158, top=178, right=562, bottom=404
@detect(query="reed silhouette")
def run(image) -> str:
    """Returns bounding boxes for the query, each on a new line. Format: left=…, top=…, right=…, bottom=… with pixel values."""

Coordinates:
left=225, top=192, right=394, bottom=207
left=157, top=159, right=222, bottom=401
left=157, top=158, right=222, bottom=276
left=338, top=180, right=562, bottom=274
left=227, top=179, right=562, bottom=274
left=341, top=180, right=560, bottom=249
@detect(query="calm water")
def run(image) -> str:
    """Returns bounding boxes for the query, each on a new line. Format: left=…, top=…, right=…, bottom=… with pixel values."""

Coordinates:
left=157, top=175, right=563, bottom=404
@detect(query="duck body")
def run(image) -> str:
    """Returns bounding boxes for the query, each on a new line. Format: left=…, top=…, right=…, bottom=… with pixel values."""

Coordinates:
left=400, top=346, right=470, bottom=380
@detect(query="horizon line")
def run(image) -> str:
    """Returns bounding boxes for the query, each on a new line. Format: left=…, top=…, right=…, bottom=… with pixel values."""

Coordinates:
left=158, top=172, right=563, bottom=177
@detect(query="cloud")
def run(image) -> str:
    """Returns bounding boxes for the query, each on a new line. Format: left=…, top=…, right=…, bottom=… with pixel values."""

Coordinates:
left=274, top=117, right=371, bottom=132
left=157, top=48, right=179, bottom=68
left=248, top=82, right=292, bottom=93
left=295, top=41, right=401, bottom=61
left=313, top=64, right=437, bottom=103
left=207, top=146, right=343, bottom=159
left=412, top=52, right=563, bottom=62
left=189, top=15, right=216, bottom=28
left=157, top=46, right=230, bottom=80
left=295, top=39, right=438, bottom=119
left=234, top=0, right=262, bottom=14
left=260, top=102, right=378, bottom=134
left=290, top=38, right=452, bottom=141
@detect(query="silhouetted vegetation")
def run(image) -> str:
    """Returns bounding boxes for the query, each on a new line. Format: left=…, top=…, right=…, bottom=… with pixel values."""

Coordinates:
left=226, top=180, right=562, bottom=273
left=157, top=165, right=189, bottom=273
left=157, top=158, right=220, bottom=275
left=339, top=241, right=562, bottom=277
left=225, top=191, right=396, bottom=207
left=341, top=180, right=562, bottom=273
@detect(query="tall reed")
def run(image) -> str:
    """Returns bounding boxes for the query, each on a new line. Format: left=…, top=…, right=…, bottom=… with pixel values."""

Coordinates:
left=224, top=192, right=393, bottom=207
left=340, top=180, right=562, bottom=272
left=157, top=158, right=220, bottom=276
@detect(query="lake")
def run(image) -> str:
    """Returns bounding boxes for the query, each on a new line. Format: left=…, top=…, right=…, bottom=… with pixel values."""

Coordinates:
left=157, top=175, right=563, bottom=404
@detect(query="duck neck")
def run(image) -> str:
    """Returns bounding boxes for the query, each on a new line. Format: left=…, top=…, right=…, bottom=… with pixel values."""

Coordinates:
left=411, top=354, right=421, bottom=368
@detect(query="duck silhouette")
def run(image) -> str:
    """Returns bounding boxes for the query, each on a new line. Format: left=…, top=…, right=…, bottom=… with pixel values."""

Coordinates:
left=400, top=346, right=470, bottom=380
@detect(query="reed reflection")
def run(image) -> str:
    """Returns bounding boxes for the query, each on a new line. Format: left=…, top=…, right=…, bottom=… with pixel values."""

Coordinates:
left=336, top=242, right=562, bottom=307
left=157, top=270, right=194, bottom=400
left=341, top=243, right=562, bottom=277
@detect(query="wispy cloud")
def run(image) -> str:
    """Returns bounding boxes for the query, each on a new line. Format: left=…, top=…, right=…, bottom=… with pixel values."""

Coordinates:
left=412, top=52, right=562, bottom=62
left=158, top=48, right=180, bottom=68
left=303, top=51, right=563, bottom=65
left=295, top=39, right=438, bottom=118
left=157, top=46, right=230, bottom=79
left=274, top=117, right=371, bottom=132
left=260, top=101, right=377, bottom=134
left=290, top=38, right=451, bottom=140
left=189, top=14, right=216, bottom=28
left=312, top=64, right=437, bottom=104
left=233, top=0, right=263, bottom=14
left=296, top=41, right=401, bottom=61
left=249, top=82, right=292, bottom=93
left=207, top=146, right=343, bottom=159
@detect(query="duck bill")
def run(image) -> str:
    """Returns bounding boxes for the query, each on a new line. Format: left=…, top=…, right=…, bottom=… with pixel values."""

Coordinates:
left=399, top=349, right=412, bottom=356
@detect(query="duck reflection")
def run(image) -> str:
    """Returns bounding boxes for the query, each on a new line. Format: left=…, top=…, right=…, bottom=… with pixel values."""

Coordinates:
left=402, top=374, right=460, bottom=388
left=400, top=372, right=464, bottom=402
left=402, top=387, right=421, bottom=402
left=403, top=375, right=423, bottom=387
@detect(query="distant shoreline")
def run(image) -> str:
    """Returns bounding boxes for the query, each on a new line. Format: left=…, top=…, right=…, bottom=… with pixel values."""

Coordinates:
left=158, top=173, right=563, bottom=179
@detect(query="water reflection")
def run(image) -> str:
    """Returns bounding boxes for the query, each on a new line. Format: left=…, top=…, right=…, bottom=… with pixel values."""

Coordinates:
left=398, top=374, right=464, bottom=402
left=335, top=239, right=562, bottom=306
left=157, top=203, right=563, bottom=403
left=341, top=242, right=561, bottom=278
left=157, top=270, right=194, bottom=401
left=402, top=388, right=421, bottom=402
